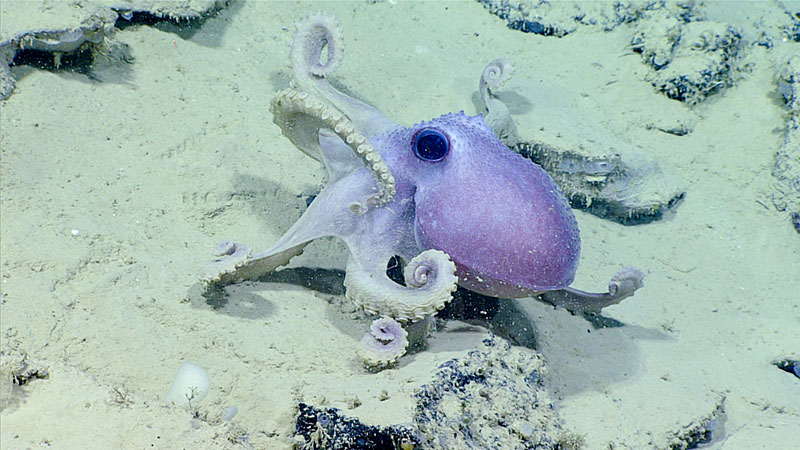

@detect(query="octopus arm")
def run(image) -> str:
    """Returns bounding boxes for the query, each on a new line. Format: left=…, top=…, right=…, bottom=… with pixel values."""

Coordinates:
left=344, top=249, right=458, bottom=323
left=290, top=12, right=397, bottom=138
left=478, top=58, right=519, bottom=146
left=538, top=267, right=645, bottom=315
left=201, top=168, right=375, bottom=285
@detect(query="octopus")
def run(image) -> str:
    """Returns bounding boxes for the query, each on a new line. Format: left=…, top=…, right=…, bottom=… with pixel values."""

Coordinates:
left=203, top=13, right=644, bottom=362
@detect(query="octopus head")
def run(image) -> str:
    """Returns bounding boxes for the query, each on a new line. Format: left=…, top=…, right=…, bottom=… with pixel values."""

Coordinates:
left=401, top=112, right=581, bottom=298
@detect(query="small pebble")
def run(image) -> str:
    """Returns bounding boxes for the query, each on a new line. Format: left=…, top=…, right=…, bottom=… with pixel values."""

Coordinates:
left=222, top=405, right=238, bottom=422
left=317, top=411, right=332, bottom=427
left=517, top=421, right=534, bottom=439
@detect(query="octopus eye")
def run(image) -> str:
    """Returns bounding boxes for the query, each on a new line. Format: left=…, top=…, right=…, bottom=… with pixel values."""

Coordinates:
left=413, top=128, right=449, bottom=162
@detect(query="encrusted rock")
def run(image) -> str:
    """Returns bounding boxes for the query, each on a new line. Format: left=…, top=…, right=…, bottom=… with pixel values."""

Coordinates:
left=0, top=0, right=230, bottom=100
left=413, top=335, right=566, bottom=449
left=634, top=21, right=744, bottom=104
left=771, top=54, right=800, bottom=231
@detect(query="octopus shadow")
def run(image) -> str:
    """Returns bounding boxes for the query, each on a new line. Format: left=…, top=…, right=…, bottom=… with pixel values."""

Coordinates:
left=193, top=256, right=650, bottom=395
left=471, top=90, right=533, bottom=116
left=196, top=258, right=622, bottom=350
left=229, top=173, right=318, bottom=240
left=515, top=298, right=676, bottom=398
left=191, top=266, right=345, bottom=320
left=188, top=280, right=278, bottom=320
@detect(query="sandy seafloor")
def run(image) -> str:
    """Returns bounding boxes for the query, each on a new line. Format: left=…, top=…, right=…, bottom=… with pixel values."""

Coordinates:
left=1, top=0, right=799, bottom=449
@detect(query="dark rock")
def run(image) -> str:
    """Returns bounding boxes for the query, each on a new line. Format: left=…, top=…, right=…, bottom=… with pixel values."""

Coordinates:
left=293, top=403, right=418, bottom=450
